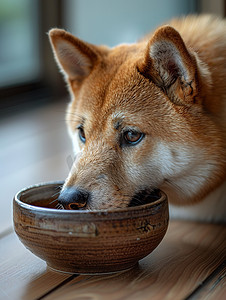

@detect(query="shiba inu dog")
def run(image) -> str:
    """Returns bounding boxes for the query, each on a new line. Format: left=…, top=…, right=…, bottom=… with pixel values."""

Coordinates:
left=49, top=15, right=226, bottom=222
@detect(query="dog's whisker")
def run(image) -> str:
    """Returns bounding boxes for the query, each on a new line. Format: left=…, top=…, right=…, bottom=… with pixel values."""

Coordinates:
left=50, top=191, right=61, bottom=198
left=49, top=198, right=59, bottom=205
left=55, top=203, right=64, bottom=210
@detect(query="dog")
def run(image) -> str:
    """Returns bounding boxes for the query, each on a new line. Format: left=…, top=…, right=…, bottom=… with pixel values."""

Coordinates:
left=49, top=15, right=226, bottom=222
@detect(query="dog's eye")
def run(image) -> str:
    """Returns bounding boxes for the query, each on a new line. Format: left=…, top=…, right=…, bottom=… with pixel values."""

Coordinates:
left=78, top=127, right=86, bottom=143
left=124, top=130, right=144, bottom=145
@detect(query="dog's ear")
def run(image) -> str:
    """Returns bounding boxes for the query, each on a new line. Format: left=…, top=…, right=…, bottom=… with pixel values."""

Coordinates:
left=49, top=29, right=99, bottom=82
left=138, top=25, right=198, bottom=105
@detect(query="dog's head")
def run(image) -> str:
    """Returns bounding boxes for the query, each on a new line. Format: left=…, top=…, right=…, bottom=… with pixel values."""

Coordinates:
left=49, top=26, right=224, bottom=210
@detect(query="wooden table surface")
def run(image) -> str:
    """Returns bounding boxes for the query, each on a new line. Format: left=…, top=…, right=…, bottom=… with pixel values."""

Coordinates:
left=1, top=101, right=225, bottom=300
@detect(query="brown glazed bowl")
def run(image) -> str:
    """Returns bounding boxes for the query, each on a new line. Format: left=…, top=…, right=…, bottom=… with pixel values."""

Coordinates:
left=13, top=181, right=169, bottom=274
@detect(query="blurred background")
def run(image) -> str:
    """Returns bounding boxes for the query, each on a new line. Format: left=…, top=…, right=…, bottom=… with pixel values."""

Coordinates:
left=0, top=0, right=225, bottom=233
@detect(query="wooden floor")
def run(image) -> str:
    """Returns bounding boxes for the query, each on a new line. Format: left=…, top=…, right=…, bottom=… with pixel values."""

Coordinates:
left=0, top=101, right=225, bottom=300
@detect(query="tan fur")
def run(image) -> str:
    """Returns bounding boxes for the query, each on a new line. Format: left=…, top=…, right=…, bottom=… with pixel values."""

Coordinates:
left=49, top=15, right=226, bottom=221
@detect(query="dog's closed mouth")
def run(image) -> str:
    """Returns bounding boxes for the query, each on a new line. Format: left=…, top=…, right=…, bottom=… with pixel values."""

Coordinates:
left=128, top=189, right=161, bottom=207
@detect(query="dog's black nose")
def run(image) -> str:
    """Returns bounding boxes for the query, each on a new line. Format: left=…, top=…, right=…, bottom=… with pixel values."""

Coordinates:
left=58, top=187, right=89, bottom=210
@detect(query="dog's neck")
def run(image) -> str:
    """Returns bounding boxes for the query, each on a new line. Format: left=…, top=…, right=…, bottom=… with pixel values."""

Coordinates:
left=168, top=180, right=226, bottom=222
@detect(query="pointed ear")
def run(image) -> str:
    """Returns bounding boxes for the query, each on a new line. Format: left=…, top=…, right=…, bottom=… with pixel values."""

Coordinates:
left=138, top=25, right=198, bottom=105
left=49, top=29, right=99, bottom=81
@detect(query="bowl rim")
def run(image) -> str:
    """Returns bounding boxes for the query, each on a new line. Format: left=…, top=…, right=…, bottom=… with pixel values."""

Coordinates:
left=14, top=180, right=167, bottom=215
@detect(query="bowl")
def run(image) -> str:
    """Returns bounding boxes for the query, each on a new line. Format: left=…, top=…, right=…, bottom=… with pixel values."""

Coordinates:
left=13, top=181, right=169, bottom=274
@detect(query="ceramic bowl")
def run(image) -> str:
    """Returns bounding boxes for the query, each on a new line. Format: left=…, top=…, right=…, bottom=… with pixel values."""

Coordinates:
left=13, top=181, right=169, bottom=274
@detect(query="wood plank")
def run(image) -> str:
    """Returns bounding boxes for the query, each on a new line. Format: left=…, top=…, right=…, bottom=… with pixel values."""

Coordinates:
left=0, top=100, right=72, bottom=234
left=0, top=149, right=72, bottom=234
left=0, top=232, right=72, bottom=300
left=42, top=221, right=226, bottom=300
left=185, top=260, right=226, bottom=300
left=0, top=101, right=69, bottom=151
left=0, top=125, right=71, bottom=179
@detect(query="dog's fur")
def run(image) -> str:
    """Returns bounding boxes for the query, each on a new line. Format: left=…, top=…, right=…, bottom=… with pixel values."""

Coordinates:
left=49, top=15, right=226, bottom=222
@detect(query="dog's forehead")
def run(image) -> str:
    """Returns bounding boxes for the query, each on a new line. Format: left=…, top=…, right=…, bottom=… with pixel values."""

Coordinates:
left=69, top=44, right=175, bottom=134
left=79, top=63, right=163, bottom=117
